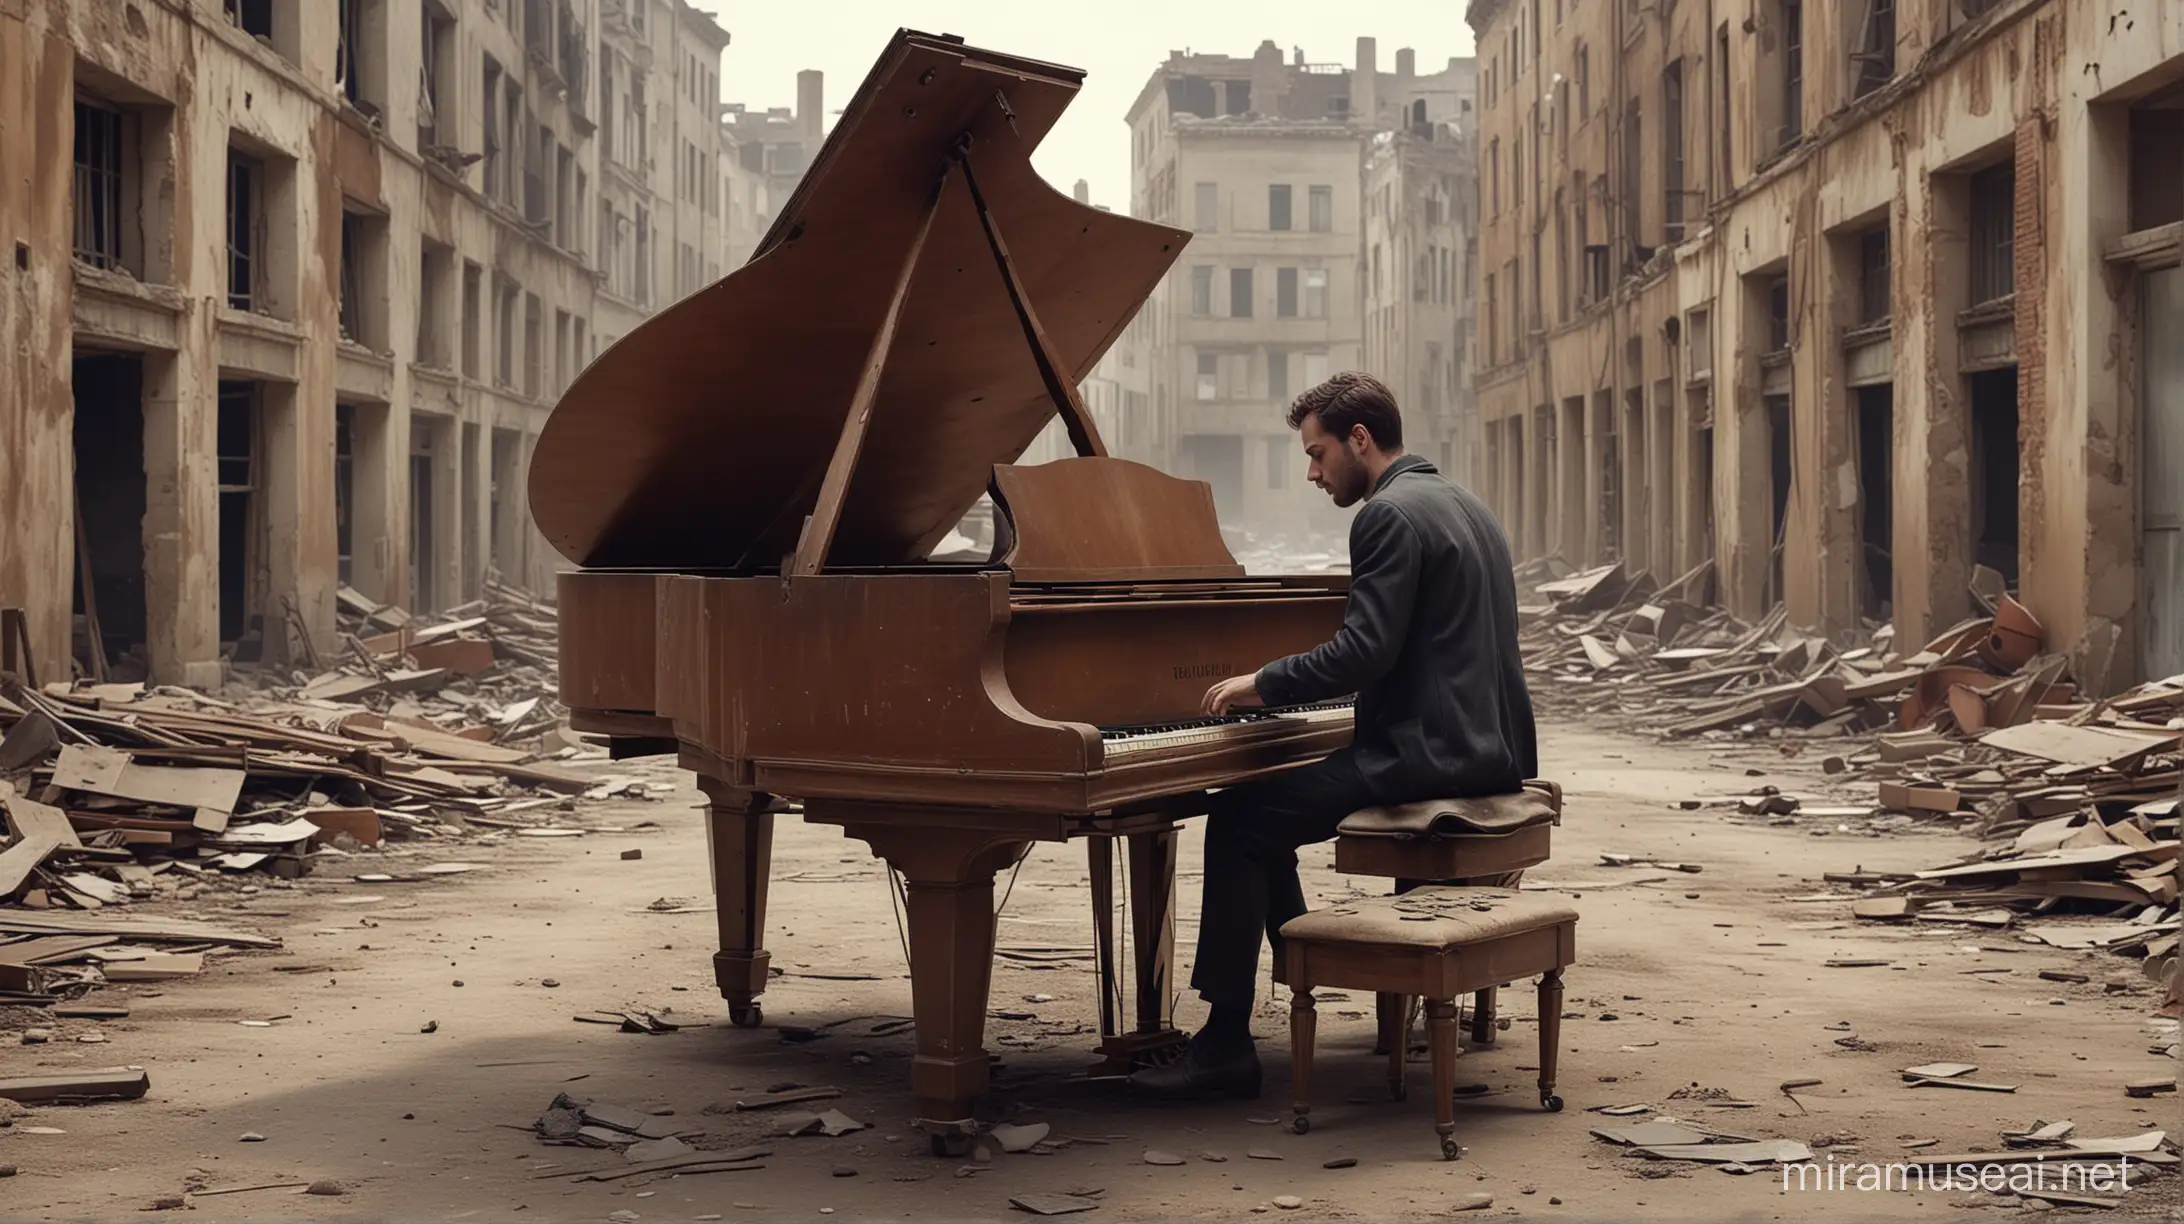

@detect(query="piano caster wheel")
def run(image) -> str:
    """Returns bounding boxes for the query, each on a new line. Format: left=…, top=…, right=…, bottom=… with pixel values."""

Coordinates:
left=1291, top=1115, right=1310, bottom=1135
left=1541, top=1093, right=1564, bottom=1112
left=729, top=1003, right=764, bottom=1028
left=930, top=1132, right=972, bottom=1158
left=1440, top=1136, right=1461, bottom=1162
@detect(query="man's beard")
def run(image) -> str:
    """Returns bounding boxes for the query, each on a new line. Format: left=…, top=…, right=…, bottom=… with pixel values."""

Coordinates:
left=1323, top=454, right=1370, bottom=507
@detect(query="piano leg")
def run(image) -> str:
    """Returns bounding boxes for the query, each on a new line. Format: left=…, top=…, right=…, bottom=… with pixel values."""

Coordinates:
left=1091, top=828, right=1187, bottom=1073
left=1127, top=829, right=1180, bottom=1039
left=701, top=783, right=775, bottom=1028
left=839, top=822, right=1031, bottom=1148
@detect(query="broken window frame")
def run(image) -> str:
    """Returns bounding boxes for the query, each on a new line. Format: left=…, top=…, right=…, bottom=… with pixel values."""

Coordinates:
left=72, top=97, right=127, bottom=272
left=226, top=149, right=260, bottom=312
left=1853, top=0, right=1896, bottom=98
left=338, top=210, right=364, bottom=341
left=1968, top=161, right=2015, bottom=306
left=1858, top=227, right=1891, bottom=324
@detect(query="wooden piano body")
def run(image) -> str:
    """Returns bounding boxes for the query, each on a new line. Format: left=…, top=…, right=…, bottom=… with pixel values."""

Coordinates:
left=535, top=30, right=1354, bottom=1148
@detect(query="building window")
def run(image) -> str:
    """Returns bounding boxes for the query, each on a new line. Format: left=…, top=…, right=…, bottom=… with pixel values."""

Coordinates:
left=1859, top=227, right=1890, bottom=323
left=337, top=0, right=383, bottom=111
left=482, top=56, right=504, bottom=199
left=1269, top=184, right=1292, bottom=231
left=1969, top=162, right=2014, bottom=305
left=1268, top=349, right=1289, bottom=402
left=1308, top=184, right=1333, bottom=232
left=1229, top=267, right=1253, bottom=318
left=338, top=211, right=364, bottom=342
left=226, top=150, right=259, bottom=310
left=1191, top=265, right=1214, bottom=315
left=1194, top=182, right=1218, bottom=232
left=1196, top=350, right=1218, bottom=400
left=1276, top=267, right=1298, bottom=317
left=1413, top=255, right=1429, bottom=302
left=72, top=99, right=126, bottom=270
left=524, top=292, right=543, bottom=399
left=1663, top=61, right=1686, bottom=240
left=1486, top=272, right=1498, bottom=362
left=1854, top=0, right=1895, bottom=98
left=1304, top=268, right=1328, bottom=318
left=1490, top=140, right=1501, bottom=214
left=497, top=278, right=519, bottom=387
left=224, top=0, right=273, bottom=40
left=1622, top=99, right=1643, bottom=251
left=1578, top=44, right=1590, bottom=117
left=461, top=261, right=482, bottom=379
left=634, top=205, right=652, bottom=305
left=1767, top=274, right=1791, bottom=351
left=1782, top=0, right=1805, bottom=143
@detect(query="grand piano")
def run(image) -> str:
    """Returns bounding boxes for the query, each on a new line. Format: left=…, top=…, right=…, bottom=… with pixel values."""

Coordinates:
left=534, top=29, right=1355, bottom=1150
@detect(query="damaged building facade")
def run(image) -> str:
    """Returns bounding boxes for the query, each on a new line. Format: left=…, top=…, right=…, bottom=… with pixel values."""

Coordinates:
left=1466, top=0, right=2184, bottom=691
left=0, top=0, right=820, bottom=688
left=1123, top=40, right=1478, bottom=536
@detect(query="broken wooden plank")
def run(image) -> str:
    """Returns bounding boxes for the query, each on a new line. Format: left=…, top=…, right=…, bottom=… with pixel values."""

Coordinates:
left=0, top=911, right=279, bottom=947
left=49, top=743, right=245, bottom=814
left=0, top=1067, right=150, bottom=1104
left=1980, top=722, right=2180, bottom=770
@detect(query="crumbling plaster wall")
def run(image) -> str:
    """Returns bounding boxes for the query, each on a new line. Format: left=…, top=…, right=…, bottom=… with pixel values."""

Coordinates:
left=0, top=1, right=77, bottom=678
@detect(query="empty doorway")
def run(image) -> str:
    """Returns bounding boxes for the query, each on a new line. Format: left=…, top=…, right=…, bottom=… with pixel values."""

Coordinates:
left=72, top=354, right=148, bottom=676
left=216, top=381, right=260, bottom=652
left=411, top=427, right=436, bottom=613
left=1855, top=384, right=1893, bottom=618
left=1968, top=366, right=2020, bottom=588
left=1766, top=393, right=1792, bottom=605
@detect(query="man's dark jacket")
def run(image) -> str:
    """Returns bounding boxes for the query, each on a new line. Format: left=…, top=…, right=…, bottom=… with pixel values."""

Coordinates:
left=1255, top=454, right=1538, bottom=802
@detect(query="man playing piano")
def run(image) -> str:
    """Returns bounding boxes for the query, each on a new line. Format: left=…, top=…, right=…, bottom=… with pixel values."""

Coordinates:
left=1131, top=371, right=1538, bottom=1100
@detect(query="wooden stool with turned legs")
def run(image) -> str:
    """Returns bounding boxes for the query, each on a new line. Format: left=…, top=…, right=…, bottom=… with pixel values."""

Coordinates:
left=1317, top=781, right=1562, bottom=1058
left=1280, top=887, right=1576, bottom=1161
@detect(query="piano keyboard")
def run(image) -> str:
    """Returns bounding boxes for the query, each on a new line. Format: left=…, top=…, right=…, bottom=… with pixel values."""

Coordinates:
left=1097, top=701, right=1354, bottom=759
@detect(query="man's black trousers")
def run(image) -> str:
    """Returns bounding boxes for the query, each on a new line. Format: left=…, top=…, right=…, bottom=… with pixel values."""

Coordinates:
left=1188, top=749, right=1377, bottom=1009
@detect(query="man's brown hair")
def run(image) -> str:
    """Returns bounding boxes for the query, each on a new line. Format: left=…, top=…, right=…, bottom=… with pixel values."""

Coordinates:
left=1285, top=371, right=1404, bottom=449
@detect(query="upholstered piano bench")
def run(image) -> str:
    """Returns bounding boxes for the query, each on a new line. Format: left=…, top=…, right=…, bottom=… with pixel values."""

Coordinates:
left=1325, top=781, right=1562, bottom=1052
left=1279, top=887, right=1575, bottom=1161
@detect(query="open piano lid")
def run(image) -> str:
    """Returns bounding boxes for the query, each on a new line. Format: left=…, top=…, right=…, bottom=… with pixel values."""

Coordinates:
left=529, top=30, right=1191, bottom=571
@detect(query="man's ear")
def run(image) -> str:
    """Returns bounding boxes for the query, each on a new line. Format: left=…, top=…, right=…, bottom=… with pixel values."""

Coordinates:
left=1350, top=424, right=1373, bottom=455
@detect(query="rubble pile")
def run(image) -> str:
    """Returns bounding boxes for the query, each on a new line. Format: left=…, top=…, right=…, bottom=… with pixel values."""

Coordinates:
left=0, top=583, right=624, bottom=936
left=1518, top=559, right=2182, bottom=827
left=1517, top=557, right=2179, bottom=1013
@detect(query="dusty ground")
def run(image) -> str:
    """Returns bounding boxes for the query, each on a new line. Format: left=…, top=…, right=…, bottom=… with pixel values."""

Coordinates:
left=2, top=722, right=2177, bottom=1223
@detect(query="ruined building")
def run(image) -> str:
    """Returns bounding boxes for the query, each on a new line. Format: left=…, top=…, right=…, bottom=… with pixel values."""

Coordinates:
left=1122, top=39, right=1478, bottom=537
left=720, top=68, right=825, bottom=267
left=0, top=0, right=807, bottom=687
left=1466, top=0, right=2184, bottom=690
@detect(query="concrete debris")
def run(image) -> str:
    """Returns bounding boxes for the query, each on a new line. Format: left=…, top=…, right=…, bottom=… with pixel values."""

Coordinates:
left=0, top=584, right=649, bottom=1015
left=1520, top=563, right=2183, bottom=844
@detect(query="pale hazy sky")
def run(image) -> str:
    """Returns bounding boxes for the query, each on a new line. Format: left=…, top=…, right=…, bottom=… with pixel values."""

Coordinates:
left=693, top=2, right=1475, bottom=212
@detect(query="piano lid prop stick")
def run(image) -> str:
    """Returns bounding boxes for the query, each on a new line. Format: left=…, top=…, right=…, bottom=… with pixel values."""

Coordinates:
left=950, top=132, right=1109, bottom=460
left=785, top=168, right=952, bottom=579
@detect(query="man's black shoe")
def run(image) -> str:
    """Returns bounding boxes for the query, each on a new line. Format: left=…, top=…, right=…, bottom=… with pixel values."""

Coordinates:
left=1127, top=1038, right=1262, bottom=1100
